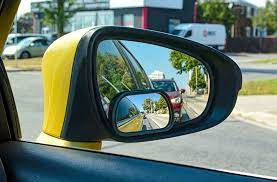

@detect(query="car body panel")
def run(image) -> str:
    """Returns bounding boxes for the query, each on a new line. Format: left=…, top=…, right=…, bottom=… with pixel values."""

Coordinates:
left=41, top=28, right=90, bottom=138
left=0, top=141, right=275, bottom=182
left=37, top=132, right=102, bottom=150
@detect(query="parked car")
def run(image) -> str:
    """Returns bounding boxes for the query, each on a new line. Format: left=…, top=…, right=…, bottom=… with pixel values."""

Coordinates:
left=151, top=79, right=183, bottom=120
left=3, top=37, right=50, bottom=59
left=5, top=33, right=49, bottom=48
left=172, top=23, right=226, bottom=51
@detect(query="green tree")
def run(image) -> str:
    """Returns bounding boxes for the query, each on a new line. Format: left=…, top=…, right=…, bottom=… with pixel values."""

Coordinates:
left=97, top=53, right=136, bottom=101
left=253, top=0, right=277, bottom=35
left=197, top=0, right=235, bottom=36
left=189, top=67, right=207, bottom=91
left=169, top=50, right=200, bottom=74
left=155, top=97, right=168, bottom=114
left=17, top=12, right=33, bottom=33
left=38, top=0, right=79, bottom=37
left=143, top=98, right=153, bottom=113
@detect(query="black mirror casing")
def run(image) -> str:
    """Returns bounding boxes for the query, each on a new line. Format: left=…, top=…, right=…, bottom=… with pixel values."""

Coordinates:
left=62, top=26, right=241, bottom=143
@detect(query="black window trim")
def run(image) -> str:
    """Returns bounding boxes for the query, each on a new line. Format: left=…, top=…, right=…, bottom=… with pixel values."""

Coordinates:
left=116, top=40, right=152, bottom=89
left=112, top=40, right=140, bottom=90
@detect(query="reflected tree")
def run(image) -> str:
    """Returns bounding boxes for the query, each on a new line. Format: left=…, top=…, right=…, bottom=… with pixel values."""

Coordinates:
left=189, top=67, right=207, bottom=91
left=143, top=98, right=154, bottom=113
left=97, top=53, right=136, bottom=101
left=169, top=50, right=209, bottom=93
left=155, top=97, right=168, bottom=114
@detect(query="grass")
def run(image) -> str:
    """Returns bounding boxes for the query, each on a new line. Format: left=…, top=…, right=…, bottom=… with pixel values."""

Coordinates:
left=254, top=58, right=277, bottom=64
left=239, top=79, right=277, bottom=95
left=3, top=57, right=42, bottom=71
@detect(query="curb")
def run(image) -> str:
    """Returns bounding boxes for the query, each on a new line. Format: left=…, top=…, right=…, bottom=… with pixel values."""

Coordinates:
left=231, top=110, right=277, bottom=131
left=6, top=68, right=41, bottom=72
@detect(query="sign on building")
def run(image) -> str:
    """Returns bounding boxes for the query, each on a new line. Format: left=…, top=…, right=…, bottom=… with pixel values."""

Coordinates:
left=110, top=0, right=183, bottom=9
left=149, top=71, right=166, bottom=80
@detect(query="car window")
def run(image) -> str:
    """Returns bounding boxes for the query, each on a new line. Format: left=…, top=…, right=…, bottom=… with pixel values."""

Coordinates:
left=4, top=0, right=277, bottom=179
left=33, top=39, right=47, bottom=46
left=96, top=40, right=138, bottom=102
left=119, top=42, right=151, bottom=89
left=184, top=30, right=192, bottom=37
left=152, top=81, right=178, bottom=92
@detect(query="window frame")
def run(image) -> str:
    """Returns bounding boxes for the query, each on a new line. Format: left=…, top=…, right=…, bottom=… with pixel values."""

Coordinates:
left=116, top=41, right=152, bottom=89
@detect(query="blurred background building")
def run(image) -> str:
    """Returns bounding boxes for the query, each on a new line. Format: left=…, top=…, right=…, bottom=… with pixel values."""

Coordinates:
left=31, top=0, right=194, bottom=34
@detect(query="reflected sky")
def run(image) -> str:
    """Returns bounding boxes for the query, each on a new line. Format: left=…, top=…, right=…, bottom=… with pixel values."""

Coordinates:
left=121, top=41, right=190, bottom=89
left=127, top=93, right=161, bottom=112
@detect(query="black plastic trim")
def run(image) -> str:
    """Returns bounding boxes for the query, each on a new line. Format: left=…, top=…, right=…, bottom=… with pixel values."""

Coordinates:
left=108, top=90, right=174, bottom=137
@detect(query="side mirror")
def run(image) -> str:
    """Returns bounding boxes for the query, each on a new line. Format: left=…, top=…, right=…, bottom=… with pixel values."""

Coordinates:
left=180, top=89, right=186, bottom=94
left=29, top=43, right=35, bottom=47
left=109, top=91, right=174, bottom=135
left=41, top=26, right=241, bottom=143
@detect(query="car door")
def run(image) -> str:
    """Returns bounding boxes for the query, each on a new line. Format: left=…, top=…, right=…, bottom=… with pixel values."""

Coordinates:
left=30, top=39, right=48, bottom=57
left=0, top=1, right=276, bottom=182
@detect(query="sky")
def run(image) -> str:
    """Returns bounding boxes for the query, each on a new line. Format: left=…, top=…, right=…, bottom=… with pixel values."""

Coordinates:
left=122, top=41, right=191, bottom=90
left=127, top=93, right=161, bottom=112
left=17, top=0, right=272, bottom=17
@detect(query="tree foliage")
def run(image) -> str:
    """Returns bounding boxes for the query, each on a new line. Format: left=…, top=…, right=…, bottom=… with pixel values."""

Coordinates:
left=197, top=0, right=235, bottom=36
left=189, top=67, right=207, bottom=91
left=155, top=97, right=168, bottom=114
left=169, top=50, right=200, bottom=74
left=143, top=98, right=153, bottom=113
left=253, top=0, right=277, bottom=35
left=38, top=0, right=79, bottom=37
left=97, top=53, right=136, bottom=101
left=17, top=12, right=33, bottom=33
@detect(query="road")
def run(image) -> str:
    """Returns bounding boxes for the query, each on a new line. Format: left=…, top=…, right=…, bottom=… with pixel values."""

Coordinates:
left=143, top=114, right=169, bottom=130
left=7, top=71, right=277, bottom=177
left=227, top=53, right=277, bottom=81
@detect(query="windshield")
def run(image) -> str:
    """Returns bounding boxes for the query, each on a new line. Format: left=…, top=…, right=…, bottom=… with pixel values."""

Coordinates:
left=171, top=29, right=183, bottom=35
left=152, top=81, right=178, bottom=92
left=17, top=38, right=33, bottom=46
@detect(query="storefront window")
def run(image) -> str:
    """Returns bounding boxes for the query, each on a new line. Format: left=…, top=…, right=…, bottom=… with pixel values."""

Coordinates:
left=169, top=19, right=181, bottom=33
left=123, top=14, right=135, bottom=27
left=67, top=11, right=113, bottom=31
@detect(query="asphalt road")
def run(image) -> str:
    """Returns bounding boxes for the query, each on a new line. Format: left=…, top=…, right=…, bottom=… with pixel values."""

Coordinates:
left=228, top=53, right=277, bottom=81
left=7, top=68, right=277, bottom=177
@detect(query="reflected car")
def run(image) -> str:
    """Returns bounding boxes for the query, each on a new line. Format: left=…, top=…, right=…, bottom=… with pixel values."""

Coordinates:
left=151, top=79, right=183, bottom=119
left=3, top=37, right=50, bottom=59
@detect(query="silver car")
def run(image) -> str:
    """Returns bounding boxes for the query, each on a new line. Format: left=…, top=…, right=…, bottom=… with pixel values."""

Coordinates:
left=3, top=37, right=50, bottom=59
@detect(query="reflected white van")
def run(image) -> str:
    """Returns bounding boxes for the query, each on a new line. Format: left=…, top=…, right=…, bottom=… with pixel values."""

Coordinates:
left=172, top=23, right=226, bottom=51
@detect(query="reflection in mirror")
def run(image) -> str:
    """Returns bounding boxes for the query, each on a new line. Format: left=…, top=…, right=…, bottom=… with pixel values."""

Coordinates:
left=115, top=93, right=170, bottom=133
left=96, top=40, right=210, bottom=125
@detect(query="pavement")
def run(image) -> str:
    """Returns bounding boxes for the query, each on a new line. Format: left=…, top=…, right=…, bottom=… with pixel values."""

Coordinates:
left=146, top=114, right=169, bottom=128
left=185, top=94, right=277, bottom=131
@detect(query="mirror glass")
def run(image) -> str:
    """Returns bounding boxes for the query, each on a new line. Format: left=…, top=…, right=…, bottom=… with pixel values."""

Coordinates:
left=115, top=93, right=170, bottom=133
left=96, top=40, right=210, bottom=130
